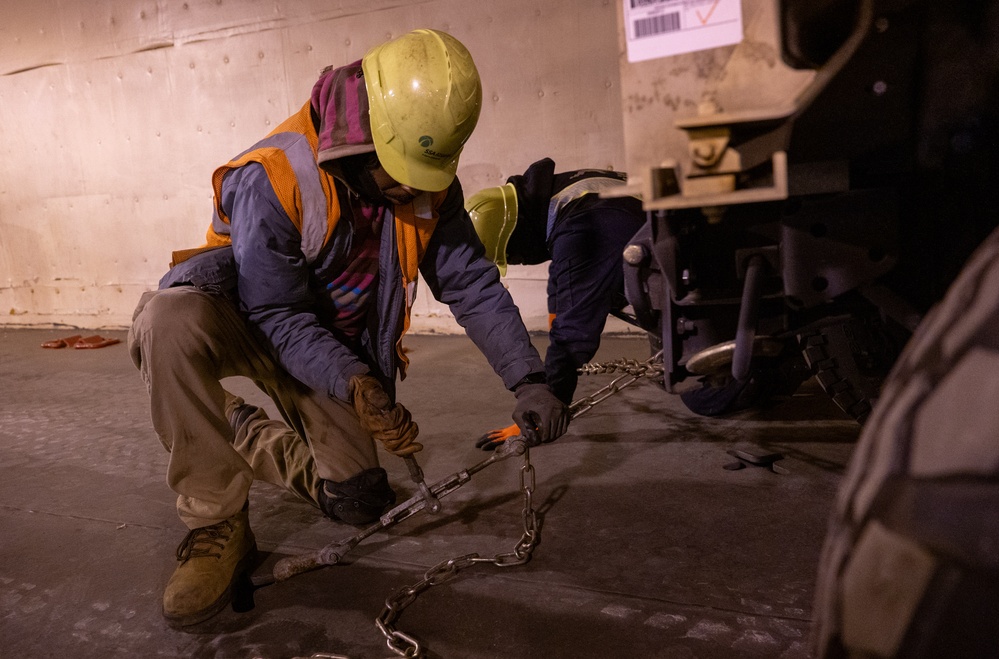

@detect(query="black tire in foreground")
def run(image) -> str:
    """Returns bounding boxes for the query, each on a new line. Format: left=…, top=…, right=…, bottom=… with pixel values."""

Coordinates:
left=812, top=226, right=999, bottom=658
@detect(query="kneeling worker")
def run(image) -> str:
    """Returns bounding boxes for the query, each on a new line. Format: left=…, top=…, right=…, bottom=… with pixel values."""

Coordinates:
left=129, top=31, right=568, bottom=629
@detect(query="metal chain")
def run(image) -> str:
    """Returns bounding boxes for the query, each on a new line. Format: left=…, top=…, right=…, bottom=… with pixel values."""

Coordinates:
left=375, top=449, right=538, bottom=658
left=278, top=352, right=664, bottom=659
left=370, top=350, right=662, bottom=658
left=569, top=350, right=664, bottom=418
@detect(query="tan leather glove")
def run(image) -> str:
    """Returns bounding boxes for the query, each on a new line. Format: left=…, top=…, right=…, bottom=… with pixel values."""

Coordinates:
left=349, top=374, right=422, bottom=456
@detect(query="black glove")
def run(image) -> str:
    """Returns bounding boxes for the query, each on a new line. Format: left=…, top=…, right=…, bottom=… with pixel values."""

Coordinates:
left=349, top=374, right=422, bottom=456
left=512, top=382, right=569, bottom=445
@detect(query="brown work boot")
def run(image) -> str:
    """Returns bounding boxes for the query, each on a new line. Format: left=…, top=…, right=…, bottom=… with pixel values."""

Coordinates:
left=162, top=504, right=257, bottom=628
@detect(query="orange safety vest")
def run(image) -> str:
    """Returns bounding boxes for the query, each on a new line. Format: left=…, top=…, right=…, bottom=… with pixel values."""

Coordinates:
left=176, top=101, right=446, bottom=373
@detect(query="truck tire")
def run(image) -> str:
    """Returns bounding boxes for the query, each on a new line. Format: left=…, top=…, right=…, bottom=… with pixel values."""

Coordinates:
left=812, top=227, right=999, bottom=658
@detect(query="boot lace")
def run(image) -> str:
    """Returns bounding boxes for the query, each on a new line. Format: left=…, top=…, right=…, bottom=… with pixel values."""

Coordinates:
left=176, top=520, right=234, bottom=562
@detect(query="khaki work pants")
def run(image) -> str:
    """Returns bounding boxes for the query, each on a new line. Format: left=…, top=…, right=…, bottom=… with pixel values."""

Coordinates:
left=128, top=287, right=379, bottom=529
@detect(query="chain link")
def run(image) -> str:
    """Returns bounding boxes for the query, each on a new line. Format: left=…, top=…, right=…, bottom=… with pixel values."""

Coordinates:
left=375, top=449, right=539, bottom=657
left=569, top=350, right=664, bottom=418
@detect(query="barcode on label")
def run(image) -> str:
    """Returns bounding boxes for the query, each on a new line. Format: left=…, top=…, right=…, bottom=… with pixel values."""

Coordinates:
left=633, top=12, right=681, bottom=38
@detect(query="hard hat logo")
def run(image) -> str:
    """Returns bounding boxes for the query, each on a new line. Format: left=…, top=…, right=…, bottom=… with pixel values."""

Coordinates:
left=422, top=147, right=452, bottom=160
left=362, top=29, right=482, bottom=193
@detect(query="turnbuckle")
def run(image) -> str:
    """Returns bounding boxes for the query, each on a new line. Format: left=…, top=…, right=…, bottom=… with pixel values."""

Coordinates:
left=403, top=455, right=441, bottom=514
left=251, top=437, right=531, bottom=587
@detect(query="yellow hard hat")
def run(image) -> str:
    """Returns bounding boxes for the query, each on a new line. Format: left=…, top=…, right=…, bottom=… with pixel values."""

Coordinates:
left=465, top=183, right=518, bottom=276
left=362, top=29, right=482, bottom=192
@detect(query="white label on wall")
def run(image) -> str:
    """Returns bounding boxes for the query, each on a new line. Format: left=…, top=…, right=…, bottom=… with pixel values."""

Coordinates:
left=624, top=0, right=744, bottom=63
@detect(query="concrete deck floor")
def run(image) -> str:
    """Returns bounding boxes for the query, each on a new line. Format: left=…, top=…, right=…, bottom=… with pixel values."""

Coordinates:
left=0, top=327, right=860, bottom=659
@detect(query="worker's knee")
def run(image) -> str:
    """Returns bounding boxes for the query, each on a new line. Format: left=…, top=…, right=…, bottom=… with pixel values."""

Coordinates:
left=129, top=287, right=237, bottom=374
left=134, top=287, right=227, bottom=338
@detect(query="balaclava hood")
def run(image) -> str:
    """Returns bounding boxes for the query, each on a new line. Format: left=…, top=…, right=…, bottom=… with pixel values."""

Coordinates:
left=311, top=61, right=377, bottom=165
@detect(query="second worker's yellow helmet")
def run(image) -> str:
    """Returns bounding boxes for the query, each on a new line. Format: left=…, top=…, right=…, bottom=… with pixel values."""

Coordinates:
left=465, top=183, right=518, bottom=276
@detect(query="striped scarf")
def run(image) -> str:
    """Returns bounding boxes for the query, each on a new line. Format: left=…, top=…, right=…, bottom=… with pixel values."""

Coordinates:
left=327, top=204, right=384, bottom=337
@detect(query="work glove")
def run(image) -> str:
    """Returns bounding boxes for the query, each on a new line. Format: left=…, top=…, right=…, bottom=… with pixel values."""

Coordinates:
left=512, top=382, right=570, bottom=446
left=474, top=423, right=520, bottom=451
left=349, top=374, right=422, bottom=456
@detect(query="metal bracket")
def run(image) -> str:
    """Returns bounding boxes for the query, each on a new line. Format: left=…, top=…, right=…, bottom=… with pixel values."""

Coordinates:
left=643, top=151, right=789, bottom=211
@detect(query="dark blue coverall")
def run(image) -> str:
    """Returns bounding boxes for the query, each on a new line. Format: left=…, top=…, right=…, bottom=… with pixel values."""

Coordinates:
left=504, top=158, right=646, bottom=404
